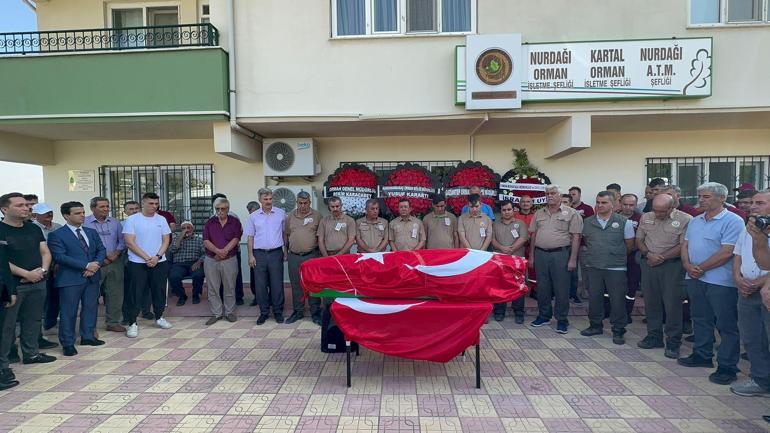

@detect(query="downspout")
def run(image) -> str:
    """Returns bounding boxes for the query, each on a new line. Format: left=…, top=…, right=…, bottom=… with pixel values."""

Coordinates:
left=227, top=0, right=262, bottom=142
left=468, top=113, right=489, bottom=160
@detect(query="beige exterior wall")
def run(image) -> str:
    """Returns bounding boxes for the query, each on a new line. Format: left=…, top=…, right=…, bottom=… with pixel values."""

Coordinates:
left=227, top=0, right=770, bottom=118
left=36, top=0, right=201, bottom=30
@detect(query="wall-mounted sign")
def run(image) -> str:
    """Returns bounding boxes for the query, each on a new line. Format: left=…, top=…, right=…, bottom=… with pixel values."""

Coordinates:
left=456, top=37, right=712, bottom=105
left=68, top=170, right=95, bottom=192
left=465, top=34, right=522, bottom=110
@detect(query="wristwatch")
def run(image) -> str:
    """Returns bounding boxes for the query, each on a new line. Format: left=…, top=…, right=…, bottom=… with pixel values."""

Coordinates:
left=156, top=254, right=162, bottom=259
left=41, top=268, right=47, bottom=274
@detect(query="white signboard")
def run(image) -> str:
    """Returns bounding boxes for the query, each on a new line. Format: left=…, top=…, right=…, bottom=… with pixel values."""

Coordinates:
left=465, top=34, right=522, bottom=110
left=68, top=170, right=95, bottom=192
left=456, top=37, right=712, bottom=104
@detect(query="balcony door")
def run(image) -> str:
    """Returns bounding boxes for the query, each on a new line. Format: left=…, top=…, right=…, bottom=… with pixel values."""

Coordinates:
left=110, top=4, right=180, bottom=48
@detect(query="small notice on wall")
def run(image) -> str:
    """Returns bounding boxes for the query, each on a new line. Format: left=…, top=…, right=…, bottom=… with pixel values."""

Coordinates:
left=68, top=170, right=95, bottom=192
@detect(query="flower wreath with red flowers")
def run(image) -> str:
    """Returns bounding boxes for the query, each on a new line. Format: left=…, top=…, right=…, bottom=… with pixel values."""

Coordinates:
left=442, top=161, right=500, bottom=216
left=323, top=163, right=379, bottom=219
left=380, top=163, right=438, bottom=218
left=498, top=149, right=551, bottom=206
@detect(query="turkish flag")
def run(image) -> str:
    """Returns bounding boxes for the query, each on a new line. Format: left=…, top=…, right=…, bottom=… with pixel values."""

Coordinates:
left=301, top=249, right=528, bottom=304
left=331, top=298, right=491, bottom=363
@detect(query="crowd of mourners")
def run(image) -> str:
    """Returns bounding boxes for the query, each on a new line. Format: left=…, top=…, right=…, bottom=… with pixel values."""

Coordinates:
left=1, top=179, right=769, bottom=425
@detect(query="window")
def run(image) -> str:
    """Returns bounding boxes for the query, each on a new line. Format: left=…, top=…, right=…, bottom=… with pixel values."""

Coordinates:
left=109, top=3, right=180, bottom=48
left=332, top=0, right=475, bottom=37
left=99, top=164, right=214, bottom=228
left=201, top=3, right=211, bottom=24
left=646, top=156, right=769, bottom=204
left=689, top=0, right=768, bottom=25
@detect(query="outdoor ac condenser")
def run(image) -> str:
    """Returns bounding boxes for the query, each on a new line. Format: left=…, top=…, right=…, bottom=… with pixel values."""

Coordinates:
left=271, top=185, right=318, bottom=213
left=262, top=138, right=321, bottom=177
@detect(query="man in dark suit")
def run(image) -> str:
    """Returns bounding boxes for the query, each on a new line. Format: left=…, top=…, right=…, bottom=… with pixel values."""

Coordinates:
left=47, top=202, right=106, bottom=357
left=0, top=233, right=18, bottom=389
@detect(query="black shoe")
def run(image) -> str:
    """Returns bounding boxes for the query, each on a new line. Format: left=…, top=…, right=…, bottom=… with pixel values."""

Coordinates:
left=237, top=298, right=246, bottom=306
left=192, top=296, right=201, bottom=305
left=664, top=345, right=681, bottom=359
left=275, top=314, right=284, bottom=324
left=570, top=295, right=582, bottom=304
left=285, top=312, right=303, bottom=324
left=256, top=315, right=269, bottom=325
left=176, top=296, right=187, bottom=307
left=637, top=336, right=664, bottom=349
left=580, top=326, right=603, bottom=337
left=63, top=346, right=78, bottom=357
left=22, top=353, right=57, bottom=364
left=0, top=378, right=18, bottom=391
left=684, top=335, right=695, bottom=343
left=494, top=313, right=505, bottom=322
left=142, top=312, right=155, bottom=320
left=80, top=339, right=105, bottom=346
left=709, top=367, right=737, bottom=385
left=612, top=332, right=625, bottom=345
left=38, top=338, right=58, bottom=350
left=0, top=368, right=15, bottom=382
left=677, top=353, right=714, bottom=368
left=741, top=352, right=749, bottom=361
left=514, top=315, right=524, bottom=325
left=682, top=321, right=693, bottom=335
left=763, top=415, right=770, bottom=423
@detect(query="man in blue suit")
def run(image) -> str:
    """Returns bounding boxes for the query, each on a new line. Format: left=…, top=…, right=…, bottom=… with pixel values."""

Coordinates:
left=47, top=202, right=106, bottom=357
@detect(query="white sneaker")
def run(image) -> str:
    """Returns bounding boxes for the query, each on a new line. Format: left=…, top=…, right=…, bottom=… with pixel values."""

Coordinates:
left=126, top=323, right=138, bottom=338
left=156, top=317, right=173, bottom=329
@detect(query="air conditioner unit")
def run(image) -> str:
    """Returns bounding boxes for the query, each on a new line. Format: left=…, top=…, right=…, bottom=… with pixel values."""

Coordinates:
left=271, top=185, right=318, bottom=213
left=263, top=138, right=320, bottom=177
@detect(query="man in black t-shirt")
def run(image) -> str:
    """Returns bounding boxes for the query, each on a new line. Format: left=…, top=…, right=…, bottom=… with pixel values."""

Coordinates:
left=0, top=193, right=56, bottom=367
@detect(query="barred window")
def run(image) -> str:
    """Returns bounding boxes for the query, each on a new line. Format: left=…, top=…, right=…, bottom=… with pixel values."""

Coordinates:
left=99, top=164, right=215, bottom=228
left=646, top=156, right=770, bottom=204
left=341, top=160, right=461, bottom=183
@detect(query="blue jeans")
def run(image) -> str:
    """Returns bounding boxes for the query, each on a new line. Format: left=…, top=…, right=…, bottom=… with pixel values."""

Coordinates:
left=738, top=292, right=770, bottom=387
left=169, top=262, right=205, bottom=298
left=58, top=281, right=99, bottom=346
left=686, top=279, right=740, bottom=371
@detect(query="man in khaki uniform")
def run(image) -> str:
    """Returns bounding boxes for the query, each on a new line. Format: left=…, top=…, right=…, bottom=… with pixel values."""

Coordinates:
left=529, top=185, right=583, bottom=334
left=636, top=193, right=691, bottom=359
left=389, top=199, right=426, bottom=251
left=492, top=200, right=529, bottom=323
left=356, top=199, right=389, bottom=253
left=458, top=194, right=493, bottom=251
left=423, top=195, right=457, bottom=249
left=317, top=197, right=356, bottom=257
left=284, top=191, right=323, bottom=325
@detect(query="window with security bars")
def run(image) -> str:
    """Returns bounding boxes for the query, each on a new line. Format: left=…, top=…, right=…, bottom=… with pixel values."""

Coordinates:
left=99, top=164, right=214, bottom=228
left=646, top=156, right=770, bottom=205
left=341, top=160, right=461, bottom=183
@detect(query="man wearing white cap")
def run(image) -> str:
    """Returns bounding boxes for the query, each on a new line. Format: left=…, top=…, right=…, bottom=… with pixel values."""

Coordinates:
left=31, top=203, right=61, bottom=241
left=168, top=220, right=205, bottom=305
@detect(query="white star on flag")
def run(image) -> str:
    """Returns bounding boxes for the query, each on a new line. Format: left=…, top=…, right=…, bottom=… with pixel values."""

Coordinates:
left=355, top=252, right=389, bottom=264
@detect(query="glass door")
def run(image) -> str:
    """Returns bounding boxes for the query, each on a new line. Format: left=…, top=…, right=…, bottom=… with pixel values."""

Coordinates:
left=148, top=7, right=180, bottom=47
left=112, top=8, right=144, bottom=48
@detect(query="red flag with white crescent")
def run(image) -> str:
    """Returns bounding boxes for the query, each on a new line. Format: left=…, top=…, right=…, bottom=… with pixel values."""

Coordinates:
left=301, top=249, right=528, bottom=303
left=330, top=298, right=491, bottom=363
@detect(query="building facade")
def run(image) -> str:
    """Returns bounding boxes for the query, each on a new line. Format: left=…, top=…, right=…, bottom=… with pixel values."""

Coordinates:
left=1, top=0, right=768, bottom=227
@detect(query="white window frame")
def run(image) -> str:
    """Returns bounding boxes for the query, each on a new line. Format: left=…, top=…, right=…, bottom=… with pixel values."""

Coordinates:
left=200, top=2, right=210, bottom=24
left=331, top=0, right=476, bottom=38
left=687, top=0, right=769, bottom=28
left=106, top=2, right=181, bottom=28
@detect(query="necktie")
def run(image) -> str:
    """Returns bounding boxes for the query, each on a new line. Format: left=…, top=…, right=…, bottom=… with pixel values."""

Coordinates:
left=76, top=228, right=89, bottom=253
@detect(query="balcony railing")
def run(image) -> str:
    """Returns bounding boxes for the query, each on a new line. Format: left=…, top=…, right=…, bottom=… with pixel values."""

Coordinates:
left=0, top=23, right=219, bottom=55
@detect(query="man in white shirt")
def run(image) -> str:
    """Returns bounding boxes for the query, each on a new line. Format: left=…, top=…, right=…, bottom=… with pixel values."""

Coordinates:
left=730, top=190, right=770, bottom=397
left=122, top=192, right=172, bottom=338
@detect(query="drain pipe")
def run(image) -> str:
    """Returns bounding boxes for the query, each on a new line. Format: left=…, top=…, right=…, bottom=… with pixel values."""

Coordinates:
left=227, top=0, right=262, bottom=142
left=468, top=113, right=489, bottom=160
